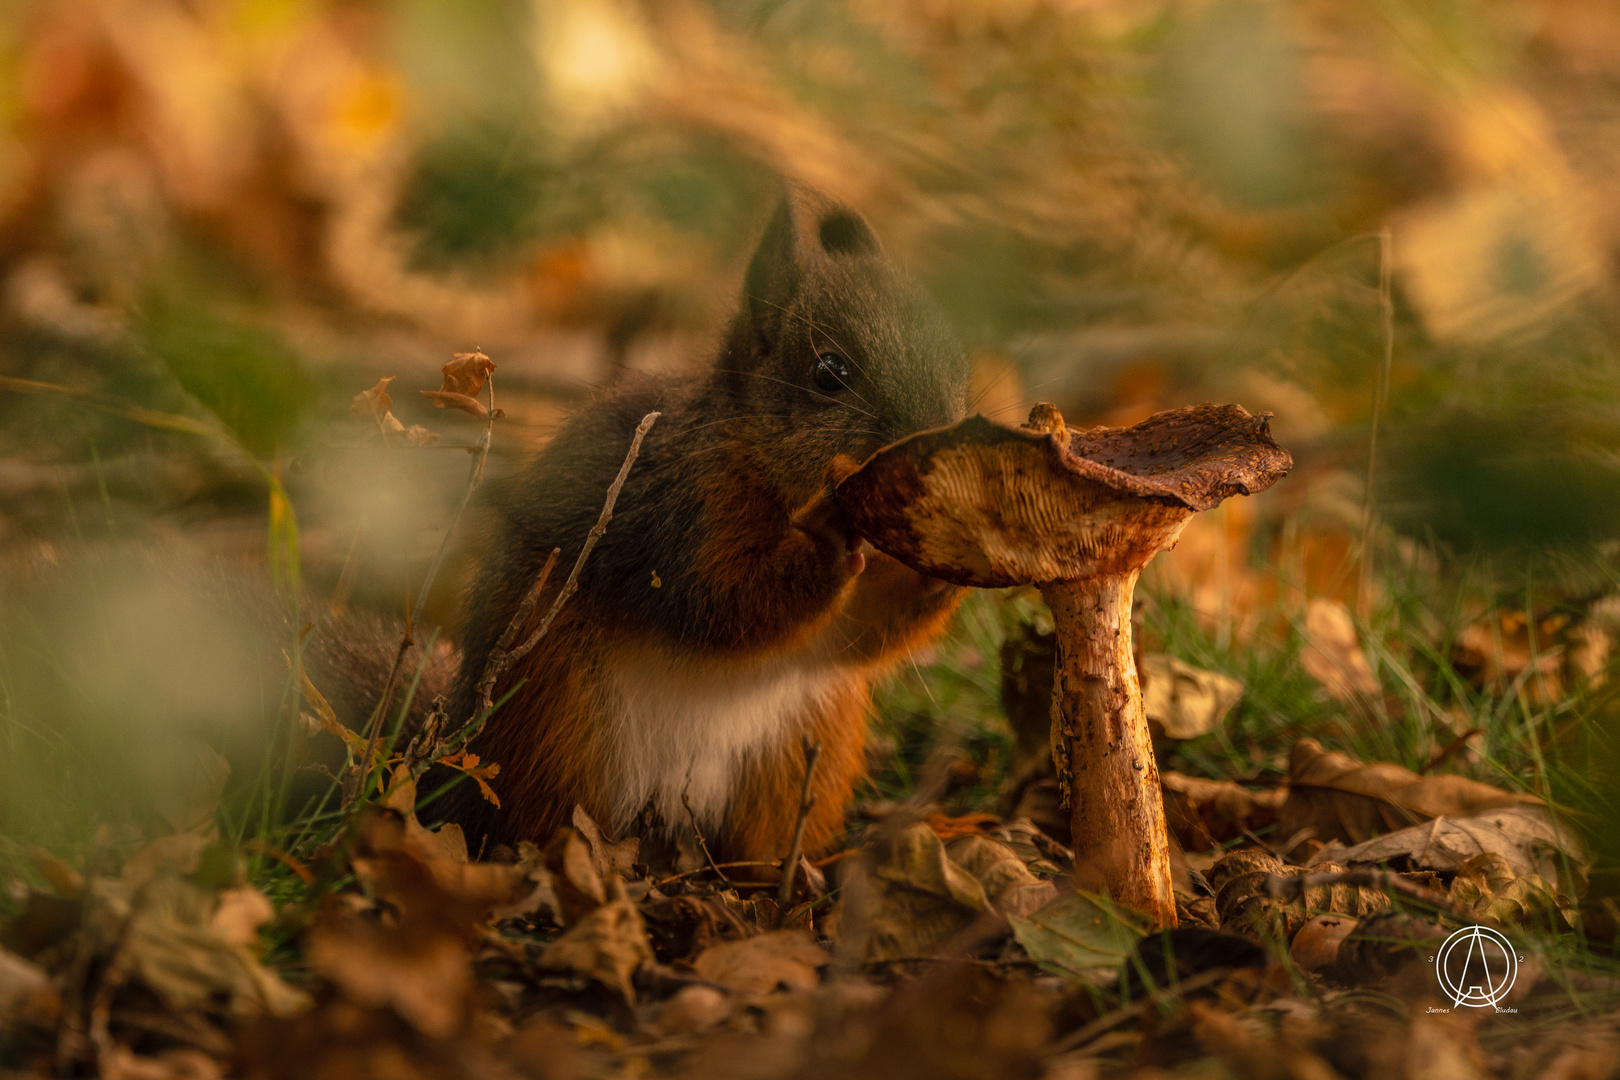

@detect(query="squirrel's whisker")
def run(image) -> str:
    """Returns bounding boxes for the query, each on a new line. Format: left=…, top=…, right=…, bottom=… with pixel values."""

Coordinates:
left=675, top=413, right=799, bottom=436
left=966, top=361, right=1019, bottom=414
left=711, top=368, right=880, bottom=420
left=746, top=295, right=875, bottom=408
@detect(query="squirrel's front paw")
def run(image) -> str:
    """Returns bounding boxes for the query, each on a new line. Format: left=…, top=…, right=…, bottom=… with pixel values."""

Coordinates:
left=790, top=490, right=866, bottom=580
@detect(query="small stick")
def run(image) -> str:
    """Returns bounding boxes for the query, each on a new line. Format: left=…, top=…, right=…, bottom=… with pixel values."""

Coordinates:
left=1419, top=727, right=1483, bottom=774
left=501, top=411, right=659, bottom=680
left=777, top=737, right=823, bottom=915
left=654, top=860, right=789, bottom=887
left=476, top=546, right=561, bottom=714
left=682, top=775, right=730, bottom=885
left=447, top=410, right=657, bottom=763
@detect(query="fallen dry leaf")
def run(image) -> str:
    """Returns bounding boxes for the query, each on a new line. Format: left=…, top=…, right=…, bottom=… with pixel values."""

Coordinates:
left=1141, top=653, right=1244, bottom=740
left=349, top=376, right=396, bottom=424
left=1300, top=598, right=1380, bottom=699
left=436, top=749, right=501, bottom=807
left=544, top=826, right=607, bottom=925
left=1209, top=848, right=1388, bottom=941
left=654, top=984, right=730, bottom=1036
left=944, top=834, right=1057, bottom=917
left=843, top=822, right=989, bottom=962
left=538, top=898, right=653, bottom=1003
left=843, top=961, right=1051, bottom=1080
left=1309, top=804, right=1588, bottom=896
left=1188, top=999, right=1343, bottom=1079
left=690, top=929, right=827, bottom=1001
left=1162, top=771, right=1285, bottom=852
left=305, top=890, right=471, bottom=1038
left=300, top=792, right=555, bottom=1038
left=1007, top=890, right=1144, bottom=978
left=436, top=351, right=496, bottom=398
left=571, top=805, right=641, bottom=880
left=640, top=893, right=756, bottom=960
left=1448, top=852, right=1577, bottom=926
left=1277, top=737, right=1542, bottom=850
left=371, top=778, right=543, bottom=915
left=238, top=997, right=523, bottom=1080
left=922, top=812, right=1000, bottom=841
left=103, top=876, right=309, bottom=1019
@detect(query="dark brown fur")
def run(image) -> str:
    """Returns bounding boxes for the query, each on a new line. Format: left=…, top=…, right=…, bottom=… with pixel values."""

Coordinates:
left=437, top=184, right=969, bottom=860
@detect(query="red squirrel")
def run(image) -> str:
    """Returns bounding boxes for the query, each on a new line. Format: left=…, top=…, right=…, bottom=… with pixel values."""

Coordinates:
left=437, top=185, right=968, bottom=862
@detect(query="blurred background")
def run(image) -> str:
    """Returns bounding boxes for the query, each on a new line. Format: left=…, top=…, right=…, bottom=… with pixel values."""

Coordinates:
left=4, top=0, right=1620, bottom=849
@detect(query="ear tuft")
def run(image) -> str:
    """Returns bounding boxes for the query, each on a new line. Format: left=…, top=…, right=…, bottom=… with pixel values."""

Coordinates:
left=818, top=211, right=877, bottom=257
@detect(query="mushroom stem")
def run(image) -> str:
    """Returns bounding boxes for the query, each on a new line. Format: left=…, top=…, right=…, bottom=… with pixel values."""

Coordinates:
left=1043, top=571, right=1176, bottom=927
left=833, top=402, right=1291, bottom=927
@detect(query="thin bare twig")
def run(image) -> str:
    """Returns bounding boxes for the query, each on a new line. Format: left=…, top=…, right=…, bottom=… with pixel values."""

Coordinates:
left=502, top=410, right=660, bottom=678
left=397, top=696, right=449, bottom=780
left=654, top=860, right=788, bottom=887
left=1420, top=728, right=1483, bottom=774
left=344, top=375, right=498, bottom=808
left=682, top=775, right=731, bottom=886
left=476, top=546, right=560, bottom=714
left=777, top=737, right=822, bottom=915
left=432, top=409, right=658, bottom=769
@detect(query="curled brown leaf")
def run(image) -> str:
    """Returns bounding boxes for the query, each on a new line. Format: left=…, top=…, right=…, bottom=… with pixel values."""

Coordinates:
left=420, top=390, right=493, bottom=418
left=350, top=376, right=396, bottom=425
left=437, top=351, right=496, bottom=398
left=1277, top=738, right=1543, bottom=851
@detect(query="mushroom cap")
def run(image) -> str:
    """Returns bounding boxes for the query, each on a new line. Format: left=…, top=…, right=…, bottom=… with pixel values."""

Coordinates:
left=836, top=403, right=1293, bottom=587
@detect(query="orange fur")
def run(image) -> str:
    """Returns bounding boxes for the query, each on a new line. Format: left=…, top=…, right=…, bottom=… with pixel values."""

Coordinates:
left=477, top=552, right=963, bottom=860
left=473, top=603, right=613, bottom=845
left=719, top=677, right=871, bottom=861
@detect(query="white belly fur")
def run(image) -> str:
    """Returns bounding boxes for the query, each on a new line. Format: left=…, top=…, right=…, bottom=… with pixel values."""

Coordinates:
left=596, top=642, right=849, bottom=836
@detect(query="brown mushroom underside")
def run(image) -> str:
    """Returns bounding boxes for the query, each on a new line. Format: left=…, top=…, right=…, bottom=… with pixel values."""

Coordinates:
left=836, top=404, right=1290, bottom=588
left=837, top=404, right=1292, bottom=926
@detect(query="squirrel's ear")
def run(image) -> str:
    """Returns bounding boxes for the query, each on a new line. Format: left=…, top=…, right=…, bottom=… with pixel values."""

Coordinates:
left=814, top=207, right=879, bottom=258
left=743, top=194, right=801, bottom=341
left=743, top=185, right=883, bottom=344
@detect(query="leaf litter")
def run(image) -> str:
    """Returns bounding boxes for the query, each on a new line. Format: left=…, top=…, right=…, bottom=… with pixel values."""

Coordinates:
left=3, top=723, right=1617, bottom=1079
left=2, top=367, right=1617, bottom=1078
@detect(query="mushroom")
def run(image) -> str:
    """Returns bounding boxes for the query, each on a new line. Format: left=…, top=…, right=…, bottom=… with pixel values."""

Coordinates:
left=836, top=402, right=1292, bottom=926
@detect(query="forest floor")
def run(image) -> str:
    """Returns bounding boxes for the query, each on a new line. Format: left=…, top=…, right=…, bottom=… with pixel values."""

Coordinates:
left=1, top=366, right=1618, bottom=1080
left=1, top=537, right=1617, bottom=1077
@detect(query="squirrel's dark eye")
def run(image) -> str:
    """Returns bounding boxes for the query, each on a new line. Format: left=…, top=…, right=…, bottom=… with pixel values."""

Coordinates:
left=812, top=353, right=850, bottom=393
